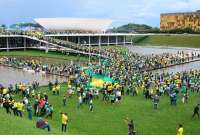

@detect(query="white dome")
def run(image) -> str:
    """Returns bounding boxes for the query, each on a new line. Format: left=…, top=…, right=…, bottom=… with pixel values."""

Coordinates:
left=34, top=18, right=112, bottom=32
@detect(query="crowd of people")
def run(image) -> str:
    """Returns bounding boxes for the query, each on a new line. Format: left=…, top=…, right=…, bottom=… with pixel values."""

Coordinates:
left=1, top=47, right=200, bottom=77
left=48, top=37, right=109, bottom=57
left=0, top=57, right=81, bottom=75
left=0, top=46, right=200, bottom=135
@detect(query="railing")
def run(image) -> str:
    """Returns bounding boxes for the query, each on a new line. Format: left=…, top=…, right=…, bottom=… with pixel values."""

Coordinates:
left=47, top=38, right=109, bottom=58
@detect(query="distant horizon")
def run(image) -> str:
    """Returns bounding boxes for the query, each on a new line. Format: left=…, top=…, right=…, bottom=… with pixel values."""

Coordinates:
left=0, top=0, right=199, bottom=28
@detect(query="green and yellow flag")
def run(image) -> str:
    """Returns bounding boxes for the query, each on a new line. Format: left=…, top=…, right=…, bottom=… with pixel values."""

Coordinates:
left=83, top=67, right=117, bottom=90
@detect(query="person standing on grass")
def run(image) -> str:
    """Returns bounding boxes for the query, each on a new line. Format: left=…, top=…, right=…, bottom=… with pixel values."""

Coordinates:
left=3, top=100, right=11, bottom=114
left=48, top=104, right=54, bottom=119
left=110, top=93, right=115, bottom=104
left=17, top=101, right=24, bottom=117
left=177, top=124, right=183, bottom=135
left=55, top=78, right=59, bottom=86
left=44, top=93, right=48, bottom=102
left=63, top=95, right=67, bottom=106
left=182, top=93, right=189, bottom=104
left=12, top=101, right=18, bottom=116
left=56, top=84, right=60, bottom=95
left=170, top=92, right=177, bottom=106
left=125, top=118, right=135, bottom=135
left=116, top=90, right=122, bottom=103
left=61, top=112, right=68, bottom=132
left=48, top=81, right=53, bottom=91
left=192, top=104, right=199, bottom=119
left=33, top=99, right=39, bottom=116
left=52, top=86, right=56, bottom=95
left=77, top=95, right=83, bottom=108
left=27, top=102, right=32, bottom=120
left=89, top=99, right=94, bottom=112
left=128, top=120, right=135, bottom=135
left=153, top=94, right=160, bottom=109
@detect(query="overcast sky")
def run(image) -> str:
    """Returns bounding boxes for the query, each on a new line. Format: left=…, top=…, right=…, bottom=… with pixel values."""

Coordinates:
left=0, top=0, right=200, bottom=27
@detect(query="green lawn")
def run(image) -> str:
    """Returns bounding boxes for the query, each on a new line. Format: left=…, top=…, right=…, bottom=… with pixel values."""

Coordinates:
left=0, top=50, right=89, bottom=61
left=1, top=84, right=200, bottom=135
left=131, top=35, right=200, bottom=48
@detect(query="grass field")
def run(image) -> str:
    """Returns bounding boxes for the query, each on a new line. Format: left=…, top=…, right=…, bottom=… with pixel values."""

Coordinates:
left=0, top=50, right=89, bottom=61
left=0, top=48, right=200, bottom=135
left=131, top=35, right=200, bottom=48
left=1, top=84, right=200, bottom=135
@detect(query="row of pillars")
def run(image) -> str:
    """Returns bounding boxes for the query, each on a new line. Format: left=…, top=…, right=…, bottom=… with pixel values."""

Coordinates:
left=55, top=35, right=130, bottom=46
left=6, top=37, right=27, bottom=52
left=88, top=35, right=127, bottom=64
left=76, top=35, right=127, bottom=46
left=4, top=37, right=50, bottom=53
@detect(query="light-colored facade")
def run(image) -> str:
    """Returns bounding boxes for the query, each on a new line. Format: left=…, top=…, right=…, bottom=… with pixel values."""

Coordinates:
left=160, top=10, right=200, bottom=31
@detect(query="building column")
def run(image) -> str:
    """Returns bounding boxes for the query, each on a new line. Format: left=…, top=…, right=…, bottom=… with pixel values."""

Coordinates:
left=6, top=37, right=9, bottom=52
left=131, top=39, right=133, bottom=45
left=89, top=36, right=91, bottom=64
left=39, top=41, right=42, bottom=51
left=115, top=36, right=118, bottom=45
left=24, top=37, right=26, bottom=51
left=123, top=36, right=126, bottom=46
left=98, top=36, right=101, bottom=65
left=45, top=43, right=49, bottom=53
left=66, top=36, right=69, bottom=42
left=45, top=47, right=49, bottom=53
left=131, top=36, right=133, bottom=45
left=78, top=36, right=80, bottom=45
left=107, top=36, right=109, bottom=46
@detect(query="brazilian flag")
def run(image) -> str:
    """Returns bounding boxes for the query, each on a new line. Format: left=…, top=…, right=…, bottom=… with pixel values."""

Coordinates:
left=83, top=67, right=117, bottom=90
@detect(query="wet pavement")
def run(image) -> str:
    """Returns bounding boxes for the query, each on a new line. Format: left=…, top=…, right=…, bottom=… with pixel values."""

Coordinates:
left=0, top=65, right=67, bottom=87
left=152, top=60, right=200, bottom=74
left=127, top=45, right=200, bottom=55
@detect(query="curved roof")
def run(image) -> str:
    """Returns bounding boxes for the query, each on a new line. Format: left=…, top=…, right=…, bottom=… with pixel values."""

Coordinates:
left=34, top=18, right=112, bottom=32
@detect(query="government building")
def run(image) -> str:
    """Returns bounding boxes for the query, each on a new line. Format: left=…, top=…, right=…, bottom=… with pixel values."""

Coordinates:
left=0, top=18, right=135, bottom=52
left=0, top=18, right=158, bottom=54
left=160, top=10, right=200, bottom=31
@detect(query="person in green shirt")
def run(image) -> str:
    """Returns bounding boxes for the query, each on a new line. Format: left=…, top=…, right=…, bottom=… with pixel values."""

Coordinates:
left=110, top=94, right=115, bottom=104
left=27, top=103, right=32, bottom=120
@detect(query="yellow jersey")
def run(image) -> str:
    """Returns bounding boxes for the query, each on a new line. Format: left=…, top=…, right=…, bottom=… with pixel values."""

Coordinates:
left=107, top=86, right=113, bottom=91
left=177, top=127, right=183, bottom=135
left=3, top=88, right=8, bottom=94
left=17, top=103, right=24, bottom=111
left=62, top=114, right=68, bottom=125
left=56, top=85, right=60, bottom=91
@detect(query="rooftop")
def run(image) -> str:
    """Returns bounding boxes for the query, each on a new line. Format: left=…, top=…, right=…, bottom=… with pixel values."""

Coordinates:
left=161, top=10, right=200, bottom=16
left=34, top=18, right=112, bottom=32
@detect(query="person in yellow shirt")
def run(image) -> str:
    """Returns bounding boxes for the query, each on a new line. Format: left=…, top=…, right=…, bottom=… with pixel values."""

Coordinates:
left=107, top=85, right=113, bottom=94
left=177, top=124, right=183, bottom=135
left=2, top=88, right=8, bottom=95
left=61, top=112, right=68, bottom=132
left=52, top=86, right=56, bottom=95
left=56, top=85, right=60, bottom=95
left=17, top=101, right=24, bottom=117
left=13, top=101, right=18, bottom=116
